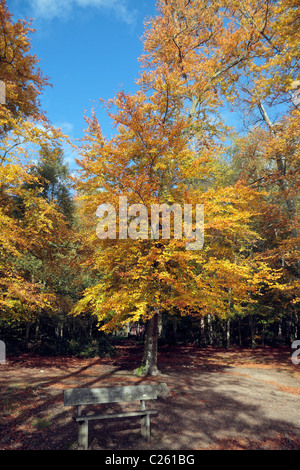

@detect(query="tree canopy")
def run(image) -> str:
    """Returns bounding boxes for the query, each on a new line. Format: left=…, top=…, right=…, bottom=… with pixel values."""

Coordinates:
left=0, top=0, right=299, bottom=371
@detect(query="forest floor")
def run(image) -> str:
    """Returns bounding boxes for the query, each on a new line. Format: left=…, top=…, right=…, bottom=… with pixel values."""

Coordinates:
left=0, top=340, right=299, bottom=451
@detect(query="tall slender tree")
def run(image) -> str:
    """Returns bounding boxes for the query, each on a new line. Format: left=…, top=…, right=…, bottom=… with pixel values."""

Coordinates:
left=0, top=0, right=49, bottom=133
left=0, top=0, right=75, bottom=335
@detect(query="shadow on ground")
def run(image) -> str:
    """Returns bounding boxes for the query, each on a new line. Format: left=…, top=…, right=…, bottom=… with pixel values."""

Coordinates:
left=0, top=342, right=299, bottom=450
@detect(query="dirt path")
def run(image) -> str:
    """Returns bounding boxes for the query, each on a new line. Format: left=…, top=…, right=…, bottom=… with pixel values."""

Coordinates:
left=0, top=342, right=299, bottom=450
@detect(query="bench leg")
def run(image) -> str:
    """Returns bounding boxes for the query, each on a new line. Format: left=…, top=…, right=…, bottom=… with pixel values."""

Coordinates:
left=78, top=420, right=89, bottom=450
left=141, top=414, right=151, bottom=442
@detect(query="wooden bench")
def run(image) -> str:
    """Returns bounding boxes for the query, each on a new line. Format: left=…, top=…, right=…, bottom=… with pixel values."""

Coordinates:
left=64, top=384, right=159, bottom=450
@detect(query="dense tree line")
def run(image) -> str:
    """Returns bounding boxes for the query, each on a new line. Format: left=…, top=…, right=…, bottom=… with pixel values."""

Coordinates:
left=0, top=0, right=299, bottom=368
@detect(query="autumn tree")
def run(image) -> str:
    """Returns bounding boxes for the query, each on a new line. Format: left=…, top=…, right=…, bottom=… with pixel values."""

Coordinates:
left=0, top=124, right=66, bottom=323
left=188, top=0, right=300, bottom=343
left=73, top=0, right=281, bottom=374
left=219, top=0, right=300, bottom=328
left=0, top=0, right=49, bottom=131
left=28, top=143, right=75, bottom=224
left=0, top=0, right=111, bottom=355
left=0, top=0, right=78, bottom=344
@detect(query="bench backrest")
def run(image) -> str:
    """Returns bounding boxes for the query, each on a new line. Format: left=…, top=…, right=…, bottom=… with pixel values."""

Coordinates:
left=64, top=384, right=158, bottom=407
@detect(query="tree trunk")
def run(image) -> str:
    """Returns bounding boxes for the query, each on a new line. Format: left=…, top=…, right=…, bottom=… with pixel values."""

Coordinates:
left=261, top=324, right=265, bottom=348
left=226, top=319, right=230, bottom=348
left=199, top=317, right=205, bottom=346
left=35, top=316, right=40, bottom=341
left=25, top=321, right=30, bottom=346
left=249, top=315, right=256, bottom=348
left=142, top=311, right=160, bottom=376
left=277, top=320, right=282, bottom=343
left=172, top=319, right=178, bottom=344
left=238, top=318, right=242, bottom=346
left=207, top=314, right=213, bottom=345
left=293, top=310, right=298, bottom=341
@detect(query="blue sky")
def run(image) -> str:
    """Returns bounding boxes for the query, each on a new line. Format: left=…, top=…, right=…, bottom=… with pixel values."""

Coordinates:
left=7, top=0, right=158, bottom=169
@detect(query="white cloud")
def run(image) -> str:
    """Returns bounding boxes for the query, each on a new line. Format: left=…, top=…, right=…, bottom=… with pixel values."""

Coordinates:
left=29, top=0, right=137, bottom=25
left=54, top=121, right=74, bottom=135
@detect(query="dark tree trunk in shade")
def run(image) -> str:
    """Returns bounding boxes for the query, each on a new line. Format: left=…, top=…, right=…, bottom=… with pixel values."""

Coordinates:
left=142, top=311, right=160, bottom=376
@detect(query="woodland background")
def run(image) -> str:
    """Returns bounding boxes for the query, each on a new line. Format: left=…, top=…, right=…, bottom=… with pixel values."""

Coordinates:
left=0, top=0, right=300, bottom=371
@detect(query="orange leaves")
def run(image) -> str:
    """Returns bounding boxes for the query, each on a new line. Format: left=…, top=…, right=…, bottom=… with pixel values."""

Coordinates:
left=0, top=272, right=55, bottom=318
left=0, top=0, right=49, bottom=125
left=0, top=116, right=71, bottom=317
left=73, top=0, right=300, bottom=331
left=0, top=2, right=80, bottom=325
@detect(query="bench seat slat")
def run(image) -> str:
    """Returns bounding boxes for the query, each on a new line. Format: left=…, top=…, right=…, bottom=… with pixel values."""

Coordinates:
left=73, top=409, right=158, bottom=422
left=64, top=384, right=157, bottom=406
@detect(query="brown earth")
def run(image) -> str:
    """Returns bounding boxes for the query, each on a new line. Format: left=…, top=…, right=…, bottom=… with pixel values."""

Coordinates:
left=0, top=341, right=299, bottom=451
